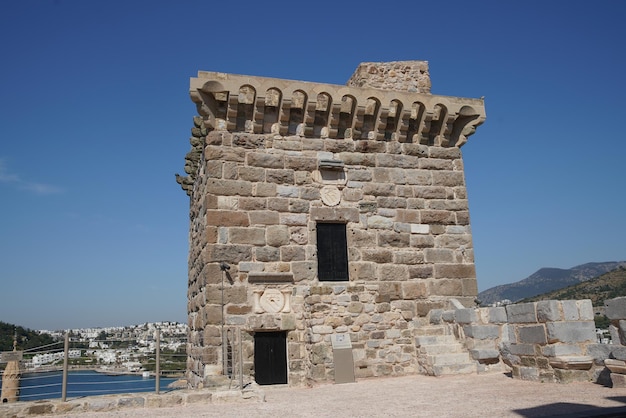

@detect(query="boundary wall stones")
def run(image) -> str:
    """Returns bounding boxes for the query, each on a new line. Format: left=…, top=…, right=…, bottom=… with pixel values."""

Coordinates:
left=431, top=299, right=614, bottom=383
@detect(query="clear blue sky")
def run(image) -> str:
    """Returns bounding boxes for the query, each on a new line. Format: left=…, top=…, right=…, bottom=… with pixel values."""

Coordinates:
left=1, top=1, right=624, bottom=330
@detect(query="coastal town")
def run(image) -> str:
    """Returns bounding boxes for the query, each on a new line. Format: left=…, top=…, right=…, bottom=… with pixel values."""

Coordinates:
left=26, top=322, right=187, bottom=375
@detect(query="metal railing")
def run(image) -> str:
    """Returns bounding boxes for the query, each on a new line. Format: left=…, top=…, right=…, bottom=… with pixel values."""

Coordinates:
left=0, top=331, right=187, bottom=402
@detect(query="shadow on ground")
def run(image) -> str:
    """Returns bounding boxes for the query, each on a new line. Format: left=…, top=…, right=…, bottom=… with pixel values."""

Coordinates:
left=514, top=396, right=626, bottom=417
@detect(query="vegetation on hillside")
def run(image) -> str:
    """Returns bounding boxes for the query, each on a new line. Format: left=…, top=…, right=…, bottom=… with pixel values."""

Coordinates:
left=520, top=267, right=626, bottom=307
left=0, top=321, right=57, bottom=352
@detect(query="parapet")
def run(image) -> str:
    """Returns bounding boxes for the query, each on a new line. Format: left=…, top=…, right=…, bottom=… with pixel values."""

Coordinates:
left=189, top=65, right=484, bottom=147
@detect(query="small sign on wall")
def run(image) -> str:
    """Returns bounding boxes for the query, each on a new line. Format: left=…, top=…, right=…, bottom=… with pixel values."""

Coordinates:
left=331, top=333, right=352, bottom=349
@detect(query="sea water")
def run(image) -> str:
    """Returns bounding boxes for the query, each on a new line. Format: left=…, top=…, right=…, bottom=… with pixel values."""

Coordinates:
left=1, top=370, right=178, bottom=401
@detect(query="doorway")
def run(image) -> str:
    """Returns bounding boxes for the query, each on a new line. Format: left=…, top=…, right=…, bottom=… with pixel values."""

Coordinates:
left=254, top=331, right=287, bottom=385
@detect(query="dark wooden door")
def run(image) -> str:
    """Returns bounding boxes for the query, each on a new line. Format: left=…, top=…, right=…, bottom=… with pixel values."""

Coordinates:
left=254, top=331, right=287, bottom=385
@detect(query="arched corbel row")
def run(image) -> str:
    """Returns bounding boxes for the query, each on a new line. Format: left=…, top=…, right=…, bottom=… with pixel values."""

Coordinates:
left=189, top=75, right=485, bottom=147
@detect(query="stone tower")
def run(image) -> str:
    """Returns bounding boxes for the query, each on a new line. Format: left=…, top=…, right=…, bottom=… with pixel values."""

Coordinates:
left=177, top=61, right=486, bottom=387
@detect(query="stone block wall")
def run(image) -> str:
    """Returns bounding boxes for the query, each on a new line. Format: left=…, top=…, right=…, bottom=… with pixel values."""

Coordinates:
left=432, top=299, right=605, bottom=383
left=180, top=62, right=486, bottom=387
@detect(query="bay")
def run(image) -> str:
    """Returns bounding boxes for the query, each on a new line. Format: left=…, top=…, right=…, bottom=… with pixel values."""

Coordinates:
left=1, top=370, right=178, bottom=401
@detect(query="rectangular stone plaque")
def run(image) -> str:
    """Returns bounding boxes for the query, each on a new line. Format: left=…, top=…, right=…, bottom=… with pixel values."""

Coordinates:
left=0, top=351, right=23, bottom=363
left=248, top=273, right=294, bottom=283
left=331, top=333, right=352, bottom=349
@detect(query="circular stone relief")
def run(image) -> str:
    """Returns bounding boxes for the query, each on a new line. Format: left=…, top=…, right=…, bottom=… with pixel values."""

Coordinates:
left=320, top=186, right=341, bottom=207
left=259, top=289, right=285, bottom=313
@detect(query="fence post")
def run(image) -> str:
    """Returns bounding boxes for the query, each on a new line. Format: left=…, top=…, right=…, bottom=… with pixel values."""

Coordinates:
left=61, top=333, right=69, bottom=402
left=238, top=328, right=243, bottom=391
left=155, top=330, right=160, bottom=394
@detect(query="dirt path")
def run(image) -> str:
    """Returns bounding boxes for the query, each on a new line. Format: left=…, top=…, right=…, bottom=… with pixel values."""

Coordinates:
left=74, top=372, right=626, bottom=418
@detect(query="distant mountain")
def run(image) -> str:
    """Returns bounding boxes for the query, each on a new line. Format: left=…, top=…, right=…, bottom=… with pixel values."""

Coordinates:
left=478, top=261, right=626, bottom=305
left=520, top=266, right=626, bottom=306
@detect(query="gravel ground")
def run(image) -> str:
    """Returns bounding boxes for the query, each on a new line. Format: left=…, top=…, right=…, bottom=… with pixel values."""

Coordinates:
left=72, top=372, right=626, bottom=418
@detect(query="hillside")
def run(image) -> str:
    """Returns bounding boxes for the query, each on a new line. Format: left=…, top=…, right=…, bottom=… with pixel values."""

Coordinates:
left=0, top=321, right=57, bottom=352
left=478, top=261, right=626, bottom=305
left=520, top=266, right=626, bottom=306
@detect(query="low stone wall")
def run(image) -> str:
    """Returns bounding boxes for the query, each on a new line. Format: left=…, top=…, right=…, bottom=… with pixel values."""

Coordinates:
left=0, top=387, right=263, bottom=417
left=431, top=299, right=607, bottom=383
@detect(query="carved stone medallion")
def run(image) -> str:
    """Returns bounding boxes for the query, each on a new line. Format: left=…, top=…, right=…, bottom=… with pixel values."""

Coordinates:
left=320, top=185, right=341, bottom=207
left=259, top=289, right=286, bottom=313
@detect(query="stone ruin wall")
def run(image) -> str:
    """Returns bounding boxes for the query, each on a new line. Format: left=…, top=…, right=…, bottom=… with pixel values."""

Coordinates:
left=179, top=61, right=486, bottom=387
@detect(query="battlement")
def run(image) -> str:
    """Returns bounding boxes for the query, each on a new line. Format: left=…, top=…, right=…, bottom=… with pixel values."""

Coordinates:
left=189, top=69, right=485, bottom=147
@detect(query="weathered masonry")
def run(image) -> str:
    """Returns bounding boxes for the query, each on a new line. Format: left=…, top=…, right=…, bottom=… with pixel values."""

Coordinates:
left=177, top=61, right=486, bottom=387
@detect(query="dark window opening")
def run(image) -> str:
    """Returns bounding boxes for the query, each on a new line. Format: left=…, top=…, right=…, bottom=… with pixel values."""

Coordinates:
left=316, top=223, right=349, bottom=281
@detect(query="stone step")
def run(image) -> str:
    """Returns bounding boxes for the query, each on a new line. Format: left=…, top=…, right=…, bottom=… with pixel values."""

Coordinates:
left=432, top=363, right=476, bottom=376
left=427, top=352, right=472, bottom=366
left=419, top=343, right=465, bottom=355
left=414, top=325, right=449, bottom=336
left=415, top=335, right=456, bottom=347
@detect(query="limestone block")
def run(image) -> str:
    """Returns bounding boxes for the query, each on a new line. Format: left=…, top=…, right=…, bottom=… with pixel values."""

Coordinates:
left=264, top=197, right=287, bottom=212
left=506, top=303, right=538, bottom=324
left=485, top=307, right=507, bottom=324
left=266, top=225, right=290, bottom=247
left=204, top=244, right=252, bottom=264
left=585, top=343, right=613, bottom=365
left=408, top=265, right=433, bottom=279
left=518, top=325, right=547, bottom=344
left=610, top=324, right=622, bottom=345
left=577, top=300, right=594, bottom=320
left=206, top=210, right=250, bottom=227
left=429, top=309, right=444, bottom=324
left=610, top=345, right=626, bottom=361
left=463, top=324, right=500, bottom=340
left=541, top=343, right=582, bottom=357
left=362, top=182, right=396, bottom=197
left=562, top=300, right=579, bottom=321
left=377, top=153, right=419, bottom=169
left=605, top=359, right=626, bottom=374
left=254, top=182, right=277, bottom=197
left=310, top=207, right=359, bottom=223
left=229, top=227, right=266, bottom=245
left=442, top=310, right=455, bottom=323
left=276, top=185, right=299, bottom=197
left=246, top=152, right=284, bottom=168
left=432, top=171, right=464, bottom=187
left=367, top=215, right=394, bottom=229
left=361, top=249, right=392, bottom=263
left=605, top=297, right=626, bottom=320
left=238, top=197, right=266, bottom=211
left=249, top=211, right=280, bottom=225
left=434, top=264, right=476, bottom=279
left=546, top=321, right=596, bottom=343
left=206, top=179, right=253, bottom=196
left=549, top=355, right=593, bottom=370
left=280, top=246, right=306, bottom=262
left=536, top=300, right=562, bottom=322
left=420, top=210, right=456, bottom=225
left=402, top=281, right=427, bottom=299
left=469, top=349, right=500, bottom=361
left=254, top=246, right=280, bottom=262
left=428, top=278, right=462, bottom=296
left=610, top=373, right=626, bottom=388
left=377, top=231, right=410, bottom=248
left=238, top=166, right=265, bottom=182
left=519, top=366, right=540, bottom=381
left=424, top=248, right=454, bottom=263
left=505, top=343, right=536, bottom=356
left=393, top=250, right=424, bottom=265
left=291, top=261, right=317, bottom=282
left=454, top=308, right=478, bottom=324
